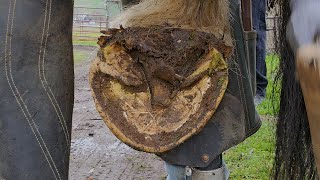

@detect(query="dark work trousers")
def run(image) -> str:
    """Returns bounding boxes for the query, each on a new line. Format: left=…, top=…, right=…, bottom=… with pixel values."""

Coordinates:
left=252, top=0, right=268, bottom=97
left=0, top=0, right=74, bottom=179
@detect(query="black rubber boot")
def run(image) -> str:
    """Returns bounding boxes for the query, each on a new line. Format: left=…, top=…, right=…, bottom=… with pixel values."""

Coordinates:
left=0, top=0, right=74, bottom=179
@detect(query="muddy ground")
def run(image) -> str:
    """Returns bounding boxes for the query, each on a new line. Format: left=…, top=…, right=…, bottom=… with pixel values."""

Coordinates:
left=69, top=46, right=166, bottom=180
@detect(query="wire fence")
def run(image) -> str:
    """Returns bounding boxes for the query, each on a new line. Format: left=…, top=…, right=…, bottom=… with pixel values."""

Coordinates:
left=73, top=2, right=122, bottom=41
left=73, top=4, right=279, bottom=52
left=73, top=7, right=107, bottom=41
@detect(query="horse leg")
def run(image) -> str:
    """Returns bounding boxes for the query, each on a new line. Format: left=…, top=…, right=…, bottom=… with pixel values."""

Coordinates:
left=296, top=44, right=320, bottom=174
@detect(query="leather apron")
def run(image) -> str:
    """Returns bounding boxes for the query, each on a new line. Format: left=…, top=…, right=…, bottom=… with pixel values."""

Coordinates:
left=159, top=0, right=262, bottom=168
left=0, top=0, right=74, bottom=179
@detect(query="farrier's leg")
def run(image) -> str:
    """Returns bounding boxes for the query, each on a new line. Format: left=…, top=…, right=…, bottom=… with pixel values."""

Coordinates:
left=164, top=155, right=229, bottom=180
left=165, top=162, right=186, bottom=180
left=0, top=0, right=74, bottom=179
left=252, top=0, right=268, bottom=102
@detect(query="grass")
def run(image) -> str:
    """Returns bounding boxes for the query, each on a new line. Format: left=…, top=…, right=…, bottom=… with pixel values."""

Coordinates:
left=73, top=32, right=101, bottom=38
left=73, top=28, right=100, bottom=47
left=73, top=34, right=101, bottom=44
left=73, top=40, right=98, bottom=47
left=256, top=55, right=280, bottom=115
left=74, top=0, right=105, bottom=7
left=73, top=0, right=121, bottom=47
left=224, top=120, right=275, bottom=180
left=74, top=49, right=91, bottom=64
left=224, top=54, right=279, bottom=179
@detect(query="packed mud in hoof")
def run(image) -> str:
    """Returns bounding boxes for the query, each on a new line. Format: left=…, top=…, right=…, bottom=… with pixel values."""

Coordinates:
left=90, top=26, right=233, bottom=152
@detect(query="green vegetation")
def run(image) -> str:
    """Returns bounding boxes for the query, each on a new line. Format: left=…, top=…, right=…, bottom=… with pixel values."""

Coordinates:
left=73, top=40, right=98, bottom=47
left=73, top=32, right=101, bottom=38
left=74, top=0, right=105, bottom=7
left=224, top=54, right=280, bottom=179
left=74, top=49, right=91, bottom=64
left=224, top=120, right=275, bottom=180
left=256, top=55, right=280, bottom=115
left=73, top=0, right=121, bottom=48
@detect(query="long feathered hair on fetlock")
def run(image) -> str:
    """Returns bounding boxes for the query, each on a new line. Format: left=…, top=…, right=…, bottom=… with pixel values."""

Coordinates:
left=111, top=0, right=230, bottom=38
left=268, top=0, right=318, bottom=179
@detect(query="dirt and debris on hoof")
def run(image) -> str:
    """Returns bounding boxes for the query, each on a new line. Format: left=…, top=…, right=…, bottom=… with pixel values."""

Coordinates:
left=90, top=26, right=232, bottom=153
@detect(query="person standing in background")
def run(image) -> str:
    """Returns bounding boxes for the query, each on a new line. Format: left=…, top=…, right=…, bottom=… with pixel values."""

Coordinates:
left=252, top=0, right=268, bottom=105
